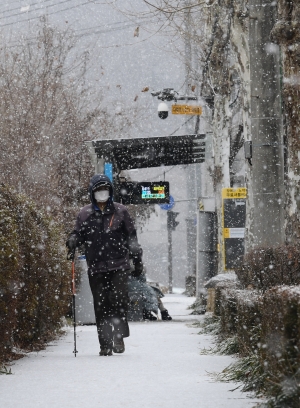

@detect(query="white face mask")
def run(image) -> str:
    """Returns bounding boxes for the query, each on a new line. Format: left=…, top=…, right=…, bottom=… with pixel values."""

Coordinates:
left=94, top=190, right=110, bottom=203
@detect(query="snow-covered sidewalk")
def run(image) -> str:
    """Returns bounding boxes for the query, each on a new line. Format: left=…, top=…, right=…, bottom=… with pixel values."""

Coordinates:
left=1, top=294, right=261, bottom=408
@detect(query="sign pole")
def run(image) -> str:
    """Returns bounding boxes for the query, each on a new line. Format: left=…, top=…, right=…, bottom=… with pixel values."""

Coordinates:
left=168, top=221, right=173, bottom=294
left=222, top=188, right=247, bottom=270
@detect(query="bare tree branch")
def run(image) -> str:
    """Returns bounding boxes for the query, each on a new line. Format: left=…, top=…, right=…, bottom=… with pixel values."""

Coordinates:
left=143, top=0, right=207, bottom=14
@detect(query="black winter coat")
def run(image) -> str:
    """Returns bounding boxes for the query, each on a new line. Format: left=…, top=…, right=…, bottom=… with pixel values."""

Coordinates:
left=70, top=174, right=142, bottom=275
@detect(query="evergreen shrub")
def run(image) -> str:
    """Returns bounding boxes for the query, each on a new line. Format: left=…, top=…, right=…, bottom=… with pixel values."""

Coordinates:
left=236, top=245, right=300, bottom=291
left=215, top=284, right=261, bottom=355
left=0, top=184, right=70, bottom=365
left=214, top=270, right=300, bottom=404
left=258, top=286, right=300, bottom=404
left=215, top=282, right=239, bottom=337
left=235, top=290, right=261, bottom=356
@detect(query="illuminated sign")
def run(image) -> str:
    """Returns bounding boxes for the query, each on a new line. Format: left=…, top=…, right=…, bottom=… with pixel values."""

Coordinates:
left=141, top=184, right=166, bottom=200
left=118, top=182, right=169, bottom=205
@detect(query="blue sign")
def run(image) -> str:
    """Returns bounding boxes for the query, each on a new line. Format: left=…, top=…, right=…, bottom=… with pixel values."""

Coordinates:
left=160, top=195, right=175, bottom=211
left=104, top=163, right=113, bottom=181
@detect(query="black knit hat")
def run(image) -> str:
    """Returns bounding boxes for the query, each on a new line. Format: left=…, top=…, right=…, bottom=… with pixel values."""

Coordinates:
left=92, top=182, right=110, bottom=191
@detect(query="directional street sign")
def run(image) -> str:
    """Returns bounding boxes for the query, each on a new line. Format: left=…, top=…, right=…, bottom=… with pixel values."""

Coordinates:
left=172, top=105, right=202, bottom=115
left=89, top=134, right=206, bottom=171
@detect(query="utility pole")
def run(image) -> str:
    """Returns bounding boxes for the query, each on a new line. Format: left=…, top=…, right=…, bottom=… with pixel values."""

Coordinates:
left=247, top=0, right=284, bottom=248
left=167, top=211, right=179, bottom=293
left=184, top=0, right=198, bottom=277
left=168, top=220, right=173, bottom=294
left=86, top=142, right=105, bottom=174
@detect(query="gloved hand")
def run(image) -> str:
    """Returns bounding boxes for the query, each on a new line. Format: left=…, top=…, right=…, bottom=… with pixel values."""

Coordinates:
left=66, top=235, right=77, bottom=251
left=131, top=261, right=143, bottom=277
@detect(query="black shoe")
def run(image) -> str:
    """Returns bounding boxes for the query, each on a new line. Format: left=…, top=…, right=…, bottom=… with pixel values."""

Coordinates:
left=99, top=348, right=113, bottom=356
left=113, top=337, right=125, bottom=354
left=143, top=310, right=157, bottom=321
left=161, top=310, right=172, bottom=320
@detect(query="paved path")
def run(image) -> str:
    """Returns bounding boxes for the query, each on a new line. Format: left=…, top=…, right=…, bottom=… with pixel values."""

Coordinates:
left=1, top=295, right=261, bottom=408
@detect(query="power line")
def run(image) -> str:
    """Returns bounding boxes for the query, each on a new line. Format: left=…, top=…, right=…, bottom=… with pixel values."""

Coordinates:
left=0, top=0, right=76, bottom=21
left=74, top=18, right=155, bottom=34
left=0, top=0, right=155, bottom=24
left=0, top=0, right=92, bottom=28
left=4, top=14, right=166, bottom=51
left=74, top=20, right=157, bottom=41
left=6, top=17, right=157, bottom=48
left=0, top=3, right=169, bottom=52
left=140, top=163, right=189, bottom=182
left=135, top=166, right=175, bottom=182
left=0, top=1, right=163, bottom=49
left=168, top=116, right=194, bottom=136
left=78, top=18, right=170, bottom=50
left=73, top=18, right=155, bottom=36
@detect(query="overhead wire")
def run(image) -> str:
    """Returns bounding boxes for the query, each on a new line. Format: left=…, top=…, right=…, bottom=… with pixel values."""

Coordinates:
left=0, top=1, right=93, bottom=28
left=140, top=162, right=189, bottom=182
left=0, top=0, right=174, bottom=52
left=135, top=165, right=175, bottom=182
left=5, top=16, right=158, bottom=49
left=74, top=18, right=157, bottom=39
left=76, top=18, right=170, bottom=49
left=0, top=0, right=162, bottom=35
left=0, top=0, right=155, bottom=25
left=5, top=15, right=170, bottom=51
left=168, top=116, right=194, bottom=136
left=0, top=0, right=182, bottom=55
left=0, top=0, right=77, bottom=21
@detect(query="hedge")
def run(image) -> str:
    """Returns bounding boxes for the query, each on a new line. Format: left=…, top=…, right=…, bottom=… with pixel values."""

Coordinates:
left=259, top=286, right=300, bottom=404
left=212, top=247, right=300, bottom=406
left=0, top=184, right=70, bottom=365
left=236, top=245, right=300, bottom=291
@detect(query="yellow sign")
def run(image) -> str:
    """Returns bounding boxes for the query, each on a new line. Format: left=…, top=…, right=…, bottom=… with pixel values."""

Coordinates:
left=222, top=187, right=247, bottom=270
left=172, top=105, right=202, bottom=115
left=223, top=228, right=230, bottom=238
left=222, top=188, right=247, bottom=199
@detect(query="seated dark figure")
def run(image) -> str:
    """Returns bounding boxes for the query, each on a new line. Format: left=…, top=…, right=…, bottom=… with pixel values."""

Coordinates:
left=128, top=272, right=172, bottom=321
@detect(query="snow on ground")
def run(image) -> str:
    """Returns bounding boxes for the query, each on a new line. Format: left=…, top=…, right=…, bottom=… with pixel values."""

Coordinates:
left=1, top=295, right=261, bottom=408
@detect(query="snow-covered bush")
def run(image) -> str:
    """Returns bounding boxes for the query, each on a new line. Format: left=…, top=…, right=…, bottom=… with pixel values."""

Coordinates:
left=236, top=245, right=300, bottom=291
left=0, top=187, right=19, bottom=362
left=0, top=185, right=69, bottom=364
left=235, top=290, right=261, bottom=357
left=258, top=286, right=300, bottom=404
left=184, top=275, right=196, bottom=297
left=215, top=281, right=240, bottom=337
left=212, top=280, right=300, bottom=405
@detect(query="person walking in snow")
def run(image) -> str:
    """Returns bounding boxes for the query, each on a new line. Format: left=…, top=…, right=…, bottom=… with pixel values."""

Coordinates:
left=66, top=174, right=143, bottom=356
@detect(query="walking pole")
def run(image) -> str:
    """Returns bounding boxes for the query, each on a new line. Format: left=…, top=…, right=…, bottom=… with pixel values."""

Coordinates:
left=68, top=250, right=78, bottom=357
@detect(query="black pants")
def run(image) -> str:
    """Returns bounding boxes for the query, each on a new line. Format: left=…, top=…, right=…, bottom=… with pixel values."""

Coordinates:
left=88, top=270, right=130, bottom=348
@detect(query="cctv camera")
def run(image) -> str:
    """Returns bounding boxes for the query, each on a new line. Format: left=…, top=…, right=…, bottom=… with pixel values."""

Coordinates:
left=158, top=102, right=169, bottom=119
